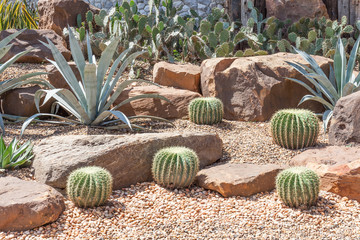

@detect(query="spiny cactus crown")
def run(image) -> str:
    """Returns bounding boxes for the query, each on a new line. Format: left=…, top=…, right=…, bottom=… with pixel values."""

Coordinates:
left=188, top=97, right=223, bottom=125
left=270, top=109, right=319, bottom=149
left=67, top=166, right=113, bottom=208
left=276, top=167, right=320, bottom=208
left=152, top=146, right=199, bottom=188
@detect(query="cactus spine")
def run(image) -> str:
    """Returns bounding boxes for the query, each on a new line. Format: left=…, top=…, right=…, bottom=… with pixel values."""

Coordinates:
left=270, top=109, right=319, bottom=149
left=152, top=147, right=199, bottom=188
left=188, top=97, right=223, bottom=125
left=276, top=167, right=320, bottom=208
left=67, top=166, right=113, bottom=208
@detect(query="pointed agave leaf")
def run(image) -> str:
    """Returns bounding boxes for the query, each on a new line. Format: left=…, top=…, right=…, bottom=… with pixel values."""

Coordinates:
left=0, top=136, right=5, bottom=168
left=322, top=110, right=333, bottom=134
left=329, top=65, right=336, bottom=88
left=298, top=95, right=334, bottom=110
left=306, top=73, right=338, bottom=104
left=0, top=29, right=24, bottom=48
left=0, top=114, right=4, bottom=134
left=293, top=48, right=328, bottom=78
left=91, top=110, right=131, bottom=129
left=0, top=45, right=13, bottom=60
left=84, top=63, right=97, bottom=121
left=86, top=32, right=93, bottom=63
left=334, top=38, right=346, bottom=95
left=21, top=113, right=80, bottom=136
left=0, top=73, right=50, bottom=94
left=67, top=27, right=86, bottom=85
left=286, top=77, right=320, bottom=97
left=342, top=82, right=356, bottom=96
left=128, top=115, right=174, bottom=124
left=0, top=48, right=32, bottom=75
left=346, top=36, right=360, bottom=84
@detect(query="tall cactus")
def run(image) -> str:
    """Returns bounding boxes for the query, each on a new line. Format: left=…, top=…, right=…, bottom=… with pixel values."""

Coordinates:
left=276, top=167, right=320, bottom=208
left=270, top=109, right=319, bottom=149
left=152, top=147, right=199, bottom=188
left=188, top=97, right=223, bottom=125
left=67, top=166, right=113, bottom=208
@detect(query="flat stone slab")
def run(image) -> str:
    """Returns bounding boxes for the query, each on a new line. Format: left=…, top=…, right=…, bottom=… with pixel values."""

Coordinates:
left=33, top=132, right=223, bottom=190
left=290, top=146, right=360, bottom=202
left=196, top=163, right=283, bottom=197
left=0, top=177, right=65, bottom=231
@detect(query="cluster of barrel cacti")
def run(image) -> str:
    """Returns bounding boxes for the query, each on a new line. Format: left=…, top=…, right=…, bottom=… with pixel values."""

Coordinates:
left=67, top=166, right=113, bottom=208
left=270, top=109, right=319, bottom=150
left=276, top=167, right=320, bottom=208
left=152, top=147, right=199, bottom=188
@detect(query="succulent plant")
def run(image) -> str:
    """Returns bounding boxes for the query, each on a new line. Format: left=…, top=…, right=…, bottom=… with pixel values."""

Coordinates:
left=152, top=147, right=199, bottom=188
left=276, top=167, right=320, bottom=208
left=67, top=166, right=113, bottom=208
left=270, top=109, right=319, bottom=149
left=188, top=97, right=223, bottom=125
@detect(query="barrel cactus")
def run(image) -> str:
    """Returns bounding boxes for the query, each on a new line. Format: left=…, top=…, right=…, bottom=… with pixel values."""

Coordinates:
left=270, top=109, right=319, bottom=149
left=152, top=147, right=199, bottom=188
left=188, top=97, right=223, bottom=125
left=67, top=166, right=113, bottom=208
left=276, top=167, right=320, bottom=208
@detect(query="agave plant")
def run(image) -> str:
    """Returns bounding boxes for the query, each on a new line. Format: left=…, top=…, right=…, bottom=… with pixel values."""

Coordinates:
left=0, top=29, right=49, bottom=132
left=0, top=0, right=38, bottom=30
left=21, top=28, right=170, bottom=134
left=285, top=37, right=360, bottom=132
left=0, top=136, right=33, bottom=170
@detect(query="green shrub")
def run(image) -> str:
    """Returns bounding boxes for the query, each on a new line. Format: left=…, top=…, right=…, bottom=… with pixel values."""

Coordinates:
left=276, top=167, right=320, bottom=208
left=188, top=97, right=223, bottom=125
left=0, top=136, right=33, bottom=170
left=270, top=109, right=319, bottom=149
left=67, top=166, right=113, bottom=208
left=152, top=146, right=199, bottom=188
left=0, top=0, right=38, bottom=30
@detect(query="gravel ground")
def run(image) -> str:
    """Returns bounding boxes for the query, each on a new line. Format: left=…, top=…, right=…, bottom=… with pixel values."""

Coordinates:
left=2, top=64, right=359, bottom=239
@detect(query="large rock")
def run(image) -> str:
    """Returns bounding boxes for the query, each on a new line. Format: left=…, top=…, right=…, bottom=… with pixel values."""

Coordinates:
left=266, top=0, right=329, bottom=22
left=0, top=29, right=71, bottom=63
left=196, top=163, right=283, bottom=197
left=46, top=62, right=80, bottom=90
left=38, top=0, right=100, bottom=36
left=1, top=86, right=53, bottom=117
left=0, top=177, right=65, bottom=231
left=200, top=53, right=331, bottom=121
left=153, top=62, right=201, bottom=93
left=33, top=132, right=223, bottom=189
left=290, top=146, right=360, bottom=201
left=329, top=91, right=360, bottom=146
left=115, top=86, right=202, bottom=119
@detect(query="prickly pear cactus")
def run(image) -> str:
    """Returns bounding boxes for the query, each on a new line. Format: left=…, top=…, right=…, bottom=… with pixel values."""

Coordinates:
left=67, top=166, right=113, bottom=208
left=270, top=109, right=319, bottom=149
left=152, top=147, right=199, bottom=188
left=188, top=97, right=223, bottom=125
left=276, top=167, right=320, bottom=208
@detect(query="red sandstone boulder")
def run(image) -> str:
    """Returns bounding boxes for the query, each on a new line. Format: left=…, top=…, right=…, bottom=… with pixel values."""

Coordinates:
left=0, top=29, right=71, bottom=63
left=38, top=0, right=100, bottom=36
left=153, top=62, right=201, bottom=93
left=266, top=0, right=329, bottom=22
left=290, top=146, right=360, bottom=202
left=200, top=53, right=331, bottom=121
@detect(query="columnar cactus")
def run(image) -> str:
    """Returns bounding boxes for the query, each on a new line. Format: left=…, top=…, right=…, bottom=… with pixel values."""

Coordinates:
left=152, top=147, right=199, bottom=188
left=270, top=109, right=319, bottom=149
left=67, top=166, right=113, bottom=208
left=276, top=167, right=320, bottom=208
left=188, top=97, right=223, bottom=125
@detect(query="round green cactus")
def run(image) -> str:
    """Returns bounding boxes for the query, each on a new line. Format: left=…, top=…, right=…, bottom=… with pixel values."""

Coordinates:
left=270, top=109, right=319, bottom=149
left=152, top=147, right=199, bottom=188
left=188, top=97, right=223, bottom=125
left=276, top=167, right=320, bottom=208
left=67, top=166, right=113, bottom=208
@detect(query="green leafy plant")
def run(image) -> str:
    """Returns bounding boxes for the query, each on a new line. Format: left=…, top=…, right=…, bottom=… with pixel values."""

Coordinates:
left=0, top=0, right=38, bottom=30
left=152, top=146, right=199, bottom=188
left=188, top=97, right=223, bottom=125
left=67, top=166, right=113, bottom=208
left=0, top=136, right=33, bottom=170
left=285, top=37, right=360, bottom=132
left=276, top=167, right=320, bottom=208
left=270, top=109, right=319, bottom=149
left=21, top=28, right=170, bottom=134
